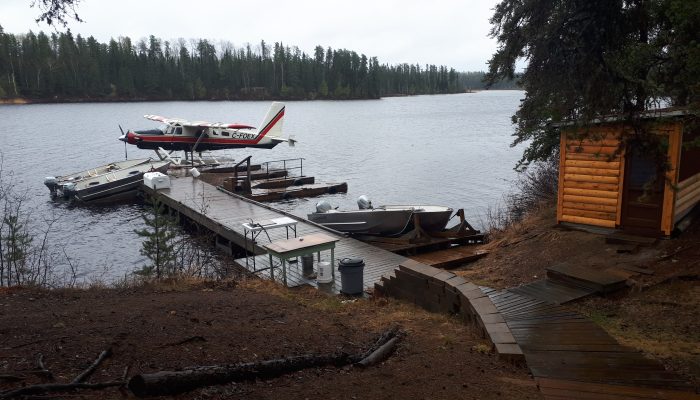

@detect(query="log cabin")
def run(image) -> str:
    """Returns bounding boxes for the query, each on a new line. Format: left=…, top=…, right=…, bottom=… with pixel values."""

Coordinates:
left=557, top=109, right=700, bottom=237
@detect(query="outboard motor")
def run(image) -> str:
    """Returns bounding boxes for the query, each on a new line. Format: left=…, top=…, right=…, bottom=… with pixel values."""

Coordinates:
left=62, top=182, right=77, bottom=199
left=316, top=200, right=332, bottom=213
left=357, top=195, right=373, bottom=210
left=44, top=177, right=58, bottom=194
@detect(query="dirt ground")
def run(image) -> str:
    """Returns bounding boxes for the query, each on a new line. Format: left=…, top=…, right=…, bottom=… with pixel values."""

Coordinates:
left=0, top=280, right=540, bottom=399
left=454, top=204, right=700, bottom=387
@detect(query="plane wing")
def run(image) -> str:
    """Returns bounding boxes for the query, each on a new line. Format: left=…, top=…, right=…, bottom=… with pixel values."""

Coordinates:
left=144, top=115, right=255, bottom=129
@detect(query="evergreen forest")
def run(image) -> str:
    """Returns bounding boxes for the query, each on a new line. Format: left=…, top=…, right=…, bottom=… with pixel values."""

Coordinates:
left=0, top=28, right=517, bottom=101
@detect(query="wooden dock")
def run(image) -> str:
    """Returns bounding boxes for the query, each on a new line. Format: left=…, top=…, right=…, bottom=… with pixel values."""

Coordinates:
left=146, top=176, right=407, bottom=293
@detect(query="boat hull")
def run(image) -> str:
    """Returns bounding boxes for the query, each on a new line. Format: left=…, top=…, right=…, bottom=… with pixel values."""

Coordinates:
left=44, top=158, right=152, bottom=195
left=66, top=161, right=170, bottom=204
left=308, top=208, right=414, bottom=236
left=385, top=206, right=454, bottom=233
left=308, top=205, right=454, bottom=236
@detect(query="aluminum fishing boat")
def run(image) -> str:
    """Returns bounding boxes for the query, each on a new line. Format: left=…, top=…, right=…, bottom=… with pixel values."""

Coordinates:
left=44, top=158, right=152, bottom=197
left=308, top=196, right=453, bottom=236
left=60, top=159, right=170, bottom=203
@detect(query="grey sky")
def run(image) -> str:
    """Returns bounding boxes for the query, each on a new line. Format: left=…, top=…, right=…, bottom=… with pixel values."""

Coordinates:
left=0, top=0, right=500, bottom=71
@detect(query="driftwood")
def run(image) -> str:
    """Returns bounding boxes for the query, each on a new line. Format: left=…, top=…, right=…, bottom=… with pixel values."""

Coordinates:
left=128, top=325, right=403, bottom=397
left=35, top=354, right=53, bottom=382
left=356, top=337, right=399, bottom=368
left=0, top=349, right=117, bottom=399
left=71, top=349, right=111, bottom=384
left=0, top=381, right=124, bottom=398
left=162, top=335, right=206, bottom=347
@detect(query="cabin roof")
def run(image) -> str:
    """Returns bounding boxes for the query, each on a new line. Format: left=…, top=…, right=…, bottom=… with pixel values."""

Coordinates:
left=553, top=107, right=694, bottom=128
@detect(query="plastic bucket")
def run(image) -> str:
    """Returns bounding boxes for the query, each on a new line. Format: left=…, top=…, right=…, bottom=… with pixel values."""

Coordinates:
left=189, top=168, right=201, bottom=178
left=316, top=261, right=332, bottom=284
left=338, top=257, right=365, bottom=295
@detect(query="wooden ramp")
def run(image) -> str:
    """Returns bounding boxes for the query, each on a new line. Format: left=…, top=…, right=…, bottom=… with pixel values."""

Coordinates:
left=483, top=289, right=698, bottom=399
left=508, top=279, right=594, bottom=305
left=147, top=176, right=407, bottom=293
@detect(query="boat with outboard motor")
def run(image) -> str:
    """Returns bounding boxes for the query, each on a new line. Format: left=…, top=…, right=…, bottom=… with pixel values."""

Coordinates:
left=44, top=158, right=153, bottom=198
left=307, top=195, right=453, bottom=236
left=48, top=159, right=170, bottom=203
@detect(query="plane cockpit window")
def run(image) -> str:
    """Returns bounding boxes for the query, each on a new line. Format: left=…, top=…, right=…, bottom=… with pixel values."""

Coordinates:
left=212, top=130, right=218, bottom=136
left=175, top=127, right=182, bottom=135
left=165, top=126, right=173, bottom=134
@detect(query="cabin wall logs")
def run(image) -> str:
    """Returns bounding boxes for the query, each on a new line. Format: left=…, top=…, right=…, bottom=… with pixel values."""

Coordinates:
left=558, top=129, right=623, bottom=229
left=675, top=173, right=700, bottom=223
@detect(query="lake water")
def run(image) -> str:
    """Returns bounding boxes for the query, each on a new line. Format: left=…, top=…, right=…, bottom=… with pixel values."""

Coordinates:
left=0, top=91, right=524, bottom=281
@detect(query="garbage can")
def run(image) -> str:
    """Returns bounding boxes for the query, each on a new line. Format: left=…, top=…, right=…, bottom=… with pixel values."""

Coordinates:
left=338, top=257, right=365, bottom=295
left=301, top=254, right=314, bottom=277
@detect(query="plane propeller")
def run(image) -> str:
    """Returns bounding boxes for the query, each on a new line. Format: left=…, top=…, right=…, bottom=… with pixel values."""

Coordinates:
left=118, top=124, right=128, bottom=160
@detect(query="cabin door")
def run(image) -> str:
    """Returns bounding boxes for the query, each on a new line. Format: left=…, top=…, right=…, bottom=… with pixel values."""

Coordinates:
left=620, top=146, right=665, bottom=236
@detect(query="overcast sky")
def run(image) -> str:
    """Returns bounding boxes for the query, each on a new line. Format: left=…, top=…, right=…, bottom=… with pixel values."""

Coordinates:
left=0, top=0, right=501, bottom=71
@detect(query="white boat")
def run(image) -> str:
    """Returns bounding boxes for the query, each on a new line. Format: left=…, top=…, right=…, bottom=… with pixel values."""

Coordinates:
left=307, top=196, right=453, bottom=236
left=44, top=158, right=152, bottom=197
left=62, top=160, right=171, bottom=203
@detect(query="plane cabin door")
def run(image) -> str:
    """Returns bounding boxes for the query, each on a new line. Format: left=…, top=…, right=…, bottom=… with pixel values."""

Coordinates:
left=620, top=145, right=665, bottom=236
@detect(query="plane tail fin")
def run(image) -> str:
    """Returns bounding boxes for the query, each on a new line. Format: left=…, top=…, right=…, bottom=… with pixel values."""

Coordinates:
left=257, top=102, right=285, bottom=139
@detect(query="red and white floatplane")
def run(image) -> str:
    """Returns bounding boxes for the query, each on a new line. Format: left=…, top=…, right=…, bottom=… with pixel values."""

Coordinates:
left=119, top=102, right=292, bottom=158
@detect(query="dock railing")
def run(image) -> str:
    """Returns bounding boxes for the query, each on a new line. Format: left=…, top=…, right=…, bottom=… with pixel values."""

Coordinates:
left=261, top=158, right=305, bottom=178
left=232, top=156, right=253, bottom=193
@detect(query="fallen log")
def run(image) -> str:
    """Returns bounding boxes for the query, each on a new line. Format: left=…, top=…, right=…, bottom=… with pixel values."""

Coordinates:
left=0, top=381, right=123, bottom=398
left=128, top=325, right=403, bottom=397
left=128, top=353, right=350, bottom=397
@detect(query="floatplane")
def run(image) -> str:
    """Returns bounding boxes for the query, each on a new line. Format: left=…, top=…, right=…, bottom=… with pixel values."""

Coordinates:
left=118, top=102, right=294, bottom=165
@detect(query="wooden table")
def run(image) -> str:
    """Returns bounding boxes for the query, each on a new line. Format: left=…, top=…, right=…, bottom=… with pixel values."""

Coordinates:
left=263, top=233, right=340, bottom=286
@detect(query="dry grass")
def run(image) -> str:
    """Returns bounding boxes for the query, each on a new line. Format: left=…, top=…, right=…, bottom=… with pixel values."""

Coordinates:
left=577, top=280, right=700, bottom=385
left=239, top=279, right=459, bottom=332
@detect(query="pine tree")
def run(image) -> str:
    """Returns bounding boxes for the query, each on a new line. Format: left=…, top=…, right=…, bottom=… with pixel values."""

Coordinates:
left=133, top=199, right=178, bottom=279
left=1, top=214, right=32, bottom=286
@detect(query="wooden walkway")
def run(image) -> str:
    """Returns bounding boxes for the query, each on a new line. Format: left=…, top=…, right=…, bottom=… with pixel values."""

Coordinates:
left=147, top=176, right=407, bottom=293
left=482, top=288, right=698, bottom=399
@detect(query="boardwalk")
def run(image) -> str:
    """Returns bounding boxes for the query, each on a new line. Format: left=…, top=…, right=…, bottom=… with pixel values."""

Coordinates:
left=483, top=288, right=698, bottom=399
left=147, top=175, right=407, bottom=293
left=377, top=264, right=698, bottom=399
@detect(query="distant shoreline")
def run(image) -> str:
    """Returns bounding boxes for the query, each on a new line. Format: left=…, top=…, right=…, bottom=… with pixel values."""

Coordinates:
left=0, top=90, right=528, bottom=105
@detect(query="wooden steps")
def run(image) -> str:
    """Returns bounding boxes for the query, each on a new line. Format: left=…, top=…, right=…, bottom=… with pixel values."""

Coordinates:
left=537, top=378, right=698, bottom=400
left=546, top=263, right=628, bottom=294
left=508, top=279, right=594, bottom=305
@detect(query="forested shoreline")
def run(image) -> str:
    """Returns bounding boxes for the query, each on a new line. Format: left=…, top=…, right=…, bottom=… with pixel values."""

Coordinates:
left=0, top=28, right=517, bottom=102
